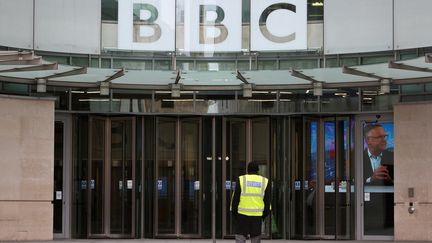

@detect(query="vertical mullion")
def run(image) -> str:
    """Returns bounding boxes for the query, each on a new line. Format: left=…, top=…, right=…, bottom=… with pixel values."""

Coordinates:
left=176, top=119, right=181, bottom=236
left=212, top=116, right=216, bottom=243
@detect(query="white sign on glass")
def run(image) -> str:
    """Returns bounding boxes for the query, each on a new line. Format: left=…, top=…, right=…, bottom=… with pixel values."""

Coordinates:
left=183, top=0, right=242, bottom=52
left=250, top=0, right=307, bottom=51
left=118, top=0, right=175, bottom=51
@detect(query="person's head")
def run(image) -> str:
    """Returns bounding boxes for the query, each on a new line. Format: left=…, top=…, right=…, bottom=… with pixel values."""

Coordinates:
left=247, top=161, right=259, bottom=174
left=364, top=124, right=387, bottom=155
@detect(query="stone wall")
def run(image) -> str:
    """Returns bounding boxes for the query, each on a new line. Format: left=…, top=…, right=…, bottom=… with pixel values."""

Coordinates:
left=0, top=95, right=54, bottom=240
left=394, top=102, right=432, bottom=240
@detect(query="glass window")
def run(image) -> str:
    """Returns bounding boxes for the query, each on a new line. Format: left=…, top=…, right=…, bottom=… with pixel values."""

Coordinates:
left=153, top=91, right=195, bottom=113
left=111, top=89, right=153, bottom=113
left=102, top=0, right=118, bottom=21
left=307, top=0, right=324, bottom=21
left=258, top=60, right=278, bottom=70
left=46, top=86, right=69, bottom=110
left=400, top=84, right=424, bottom=94
left=91, top=58, right=100, bottom=68
left=195, top=90, right=237, bottom=114
left=71, top=57, right=89, bottom=67
left=101, top=58, right=112, bottom=68
left=361, top=55, right=393, bottom=65
left=363, top=122, right=394, bottom=235
left=113, top=59, right=151, bottom=70
left=279, top=90, right=318, bottom=113
left=361, top=88, right=399, bottom=111
left=71, top=89, right=110, bottom=112
left=1, top=82, right=29, bottom=95
left=321, top=88, right=359, bottom=112
left=196, top=61, right=236, bottom=71
left=280, top=59, right=318, bottom=69
left=43, top=55, right=69, bottom=65
left=238, top=92, right=278, bottom=113
left=154, top=60, right=171, bottom=70
left=323, top=58, right=338, bottom=68
left=340, top=57, right=358, bottom=66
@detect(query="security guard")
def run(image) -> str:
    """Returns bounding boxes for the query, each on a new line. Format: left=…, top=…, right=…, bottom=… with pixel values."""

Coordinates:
left=230, top=161, right=271, bottom=243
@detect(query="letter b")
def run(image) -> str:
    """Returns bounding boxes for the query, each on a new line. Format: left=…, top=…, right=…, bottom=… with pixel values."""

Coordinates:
left=199, top=5, right=228, bottom=44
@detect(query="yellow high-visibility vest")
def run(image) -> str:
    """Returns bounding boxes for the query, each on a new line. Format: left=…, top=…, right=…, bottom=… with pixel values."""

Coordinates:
left=237, top=174, right=268, bottom=216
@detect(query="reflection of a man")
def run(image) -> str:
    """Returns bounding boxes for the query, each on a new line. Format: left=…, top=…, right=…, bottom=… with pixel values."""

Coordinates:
left=363, top=124, right=394, bottom=185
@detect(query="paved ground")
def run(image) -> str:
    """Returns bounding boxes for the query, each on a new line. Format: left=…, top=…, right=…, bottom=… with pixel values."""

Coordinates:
left=2, top=240, right=429, bottom=243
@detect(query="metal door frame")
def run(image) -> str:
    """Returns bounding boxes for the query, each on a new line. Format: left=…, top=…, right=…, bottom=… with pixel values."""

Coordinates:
left=355, top=113, right=394, bottom=241
left=53, top=114, right=72, bottom=239
left=301, top=116, right=353, bottom=240
left=221, top=116, right=272, bottom=238
left=109, top=117, right=136, bottom=238
left=154, top=117, right=203, bottom=238
left=87, top=116, right=136, bottom=238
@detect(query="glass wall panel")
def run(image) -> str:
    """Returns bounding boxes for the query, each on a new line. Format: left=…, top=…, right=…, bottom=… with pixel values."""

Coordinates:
left=153, top=92, right=195, bottom=113
left=90, top=119, right=105, bottom=234
left=361, top=55, right=393, bottom=65
left=112, top=90, right=153, bottom=113
left=340, top=58, right=358, bottom=66
left=324, top=58, right=338, bottom=68
left=307, top=0, right=324, bottom=21
left=43, top=55, right=70, bottom=65
left=47, top=86, right=69, bottom=110
left=195, top=91, right=237, bottom=114
left=196, top=61, right=236, bottom=71
left=101, top=58, right=112, bottom=68
left=72, top=57, right=90, bottom=67
left=258, top=60, right=278, bottom=70
left=280, top=59, right=318, bottom=69
left=180, top=119, right=200, bottom=234
left=363, top=122, right=394, bottom=236
left=400, top=84, right=424, bottom=94
left=144, top=117, right=155, bottom=238
left=321, top=88, right=359, bottom=112
left=102, top=0, right=118, bottom=21
left=177, top=61, right=195, bottom=71
left=72, top=90, right=110, bottom=112
left=156, top=119, right=176, bottom=234
left=279, top=91, right=318, bottom=113
left=304, top=120, right=318, bottom=236
left=53, top=122, right=64, bottom=234
left=361, top=89, right=399, bottom=111
left=237, top=61, right=251, bottom=71
left=72, top=117, right=88, bottom=238
left=1, top=82, right=29, bottom=95
left=113, top=59, right=151, bottom=70
left=238, top=92, right=277, bottom=113
left=154, top=60, right=171, bottom=70
left=91, top=58, right=100, bottom=68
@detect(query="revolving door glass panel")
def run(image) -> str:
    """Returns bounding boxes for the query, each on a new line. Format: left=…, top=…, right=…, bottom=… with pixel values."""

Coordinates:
left=223, top=118, right=271, bottom=237
left=300, top=117, right=353, bottom=239
left=110, top=119, right=134, bottom=236
left=88, top=117, right=136, bottom=238
left=323, top=118, right=352, bottom=239
left=155, top=117, right=202, bottom=237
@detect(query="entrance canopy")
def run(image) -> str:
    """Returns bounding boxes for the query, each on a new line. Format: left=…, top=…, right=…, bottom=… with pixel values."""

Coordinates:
left=1, top=51, right=432, bottom=96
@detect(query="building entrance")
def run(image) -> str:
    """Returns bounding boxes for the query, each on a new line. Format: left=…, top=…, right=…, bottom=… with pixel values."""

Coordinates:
left=292, top=116, right=354, bottom=239
left=222, top=117, right=271, bottom=238
left=155, top=117, right=202, bottom=237
left=87, top=117, right=136, bottom=238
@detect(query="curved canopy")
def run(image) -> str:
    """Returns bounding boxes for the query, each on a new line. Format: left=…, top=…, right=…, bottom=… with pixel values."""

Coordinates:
left=1, top=51, right=432, bottom=94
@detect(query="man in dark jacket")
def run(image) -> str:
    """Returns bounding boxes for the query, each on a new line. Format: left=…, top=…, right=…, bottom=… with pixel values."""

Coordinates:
left=230, top=162, right=271, bottom=243
left=363, top=124, right=394, bottom=185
